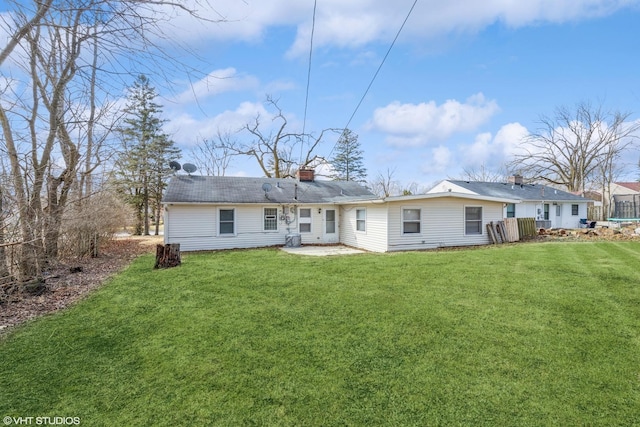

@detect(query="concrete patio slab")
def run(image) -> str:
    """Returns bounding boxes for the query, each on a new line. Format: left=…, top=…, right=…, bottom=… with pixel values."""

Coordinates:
left=280, top=245, right=365, bottom=256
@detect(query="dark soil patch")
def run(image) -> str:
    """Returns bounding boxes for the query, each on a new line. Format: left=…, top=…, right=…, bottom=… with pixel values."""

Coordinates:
left=0, top=236, right=161, bottom=336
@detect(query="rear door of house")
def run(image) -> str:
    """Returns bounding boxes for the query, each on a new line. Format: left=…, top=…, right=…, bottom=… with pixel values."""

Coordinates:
left=323, top=209, right=339, bottom=243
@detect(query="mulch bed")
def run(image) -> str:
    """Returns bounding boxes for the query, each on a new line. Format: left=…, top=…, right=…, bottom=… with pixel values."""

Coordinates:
left=0, top=237, right=160, bottom=337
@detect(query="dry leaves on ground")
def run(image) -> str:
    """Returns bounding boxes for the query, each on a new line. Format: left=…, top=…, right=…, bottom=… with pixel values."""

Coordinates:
left=0, top=236, right=161, bottom=336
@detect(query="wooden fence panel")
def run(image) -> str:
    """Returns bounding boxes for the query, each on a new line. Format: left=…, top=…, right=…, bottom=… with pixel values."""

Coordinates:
left=517, top=217, right=537, bottom=239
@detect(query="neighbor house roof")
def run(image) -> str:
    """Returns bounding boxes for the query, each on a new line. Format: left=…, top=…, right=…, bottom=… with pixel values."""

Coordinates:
left=440, top=180, right=591, bottom=202
left=615, top=182, right=640, bottom=193
left=163, top=175, right=377, bottom=204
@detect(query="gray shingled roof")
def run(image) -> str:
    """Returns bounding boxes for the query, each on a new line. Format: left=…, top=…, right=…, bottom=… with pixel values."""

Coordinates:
left=448, top=180, right=591, bottom=202
left=163, top=175, right=377, bottom=204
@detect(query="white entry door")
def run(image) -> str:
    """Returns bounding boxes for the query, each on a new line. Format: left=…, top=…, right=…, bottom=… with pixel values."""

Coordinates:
left=324, top=209, right=339, bottom=243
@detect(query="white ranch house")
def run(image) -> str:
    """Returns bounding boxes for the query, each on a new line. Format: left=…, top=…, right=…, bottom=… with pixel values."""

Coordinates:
left=162, top=171, right=589, bottom=253
left=428, top=176, right=590, bottom=229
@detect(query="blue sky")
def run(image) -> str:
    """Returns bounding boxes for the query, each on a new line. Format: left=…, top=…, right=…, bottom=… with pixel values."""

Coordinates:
left=4, top=0, right=640, bottom=189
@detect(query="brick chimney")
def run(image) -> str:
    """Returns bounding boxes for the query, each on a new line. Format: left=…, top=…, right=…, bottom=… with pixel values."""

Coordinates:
left=297, top=167, right=315, bottom=182
left=508, top=174, right=524, bottom=185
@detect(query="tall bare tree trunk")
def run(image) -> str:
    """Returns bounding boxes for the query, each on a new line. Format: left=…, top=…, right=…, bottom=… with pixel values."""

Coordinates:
left=0, top=187, right=10, bottom=282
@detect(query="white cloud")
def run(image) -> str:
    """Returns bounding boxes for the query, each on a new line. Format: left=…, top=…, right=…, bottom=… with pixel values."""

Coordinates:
left=421, top=145, right=453, bottom=175
left=165, top=101, right=269, bottom=146
left=149, top=0, right=310, bottom=44
left=466, top=132, right=494, bottom=165
left=368, top=93, right=500, bottom=147
left=140, top=1, right=635, bottom=55
left=456, top=122, right=529, bottom=171
left=494, top=122, right=530, bottom=157
left=171, top=68, right=259, bottom=105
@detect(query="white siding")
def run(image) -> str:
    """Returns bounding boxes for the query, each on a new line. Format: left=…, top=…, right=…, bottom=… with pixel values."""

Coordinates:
left=503, top=202, right=537, bottom=220
left=298, top=205, right=326, bottom=245
left=164, top=205, right=216, bottom=251
left=508, top=201, right=586, bottom=228
left=557, top=202, right=587, bottom=228
left=165, top=203, right=342, bottom=251
left=386, top=198, right=503, bottom=251
left=339, top=205, right=388, bottom=252
left=164, top=204, right=284, bottom=251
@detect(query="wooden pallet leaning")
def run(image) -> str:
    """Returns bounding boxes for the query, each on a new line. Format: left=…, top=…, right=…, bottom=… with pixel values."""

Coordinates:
left=503, top=218, right=520, bottom=242
left=497, top=221, right=508, bottom=243
left=486, top=222, right=498, bottom=244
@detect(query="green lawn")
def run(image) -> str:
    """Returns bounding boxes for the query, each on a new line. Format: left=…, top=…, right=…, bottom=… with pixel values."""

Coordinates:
left=1, top=242, right=640, bottom=426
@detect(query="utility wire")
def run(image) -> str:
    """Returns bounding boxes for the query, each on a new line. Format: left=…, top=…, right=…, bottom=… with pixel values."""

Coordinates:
left=328, top=0, right=419, bottom=161
left=300, top=0, right=318, bottom=164
left=297, top=0, right=419, bottom=205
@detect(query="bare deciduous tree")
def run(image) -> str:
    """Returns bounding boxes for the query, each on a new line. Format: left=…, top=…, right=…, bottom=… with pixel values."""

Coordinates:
left=368, top=168, right=401, bottom=198
left=509, top=101, right=639, bottom=195
left=191, top=131, right=236, bottom=176
left=223, top=96, right=337, bottom=178
left=0, top=0, right=219, bottom=283
left=455, top=163, right=510, bottom=183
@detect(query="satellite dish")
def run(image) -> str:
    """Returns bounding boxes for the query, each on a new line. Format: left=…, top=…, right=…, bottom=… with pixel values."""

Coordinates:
left=262, top=183, right=272, bottom=199
left=169, top=161, right=181, bottom=172
left=183, top=163, right=197, bottom=175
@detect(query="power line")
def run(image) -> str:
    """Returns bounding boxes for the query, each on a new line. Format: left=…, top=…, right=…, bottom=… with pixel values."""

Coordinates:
left=300, top=0, right=318, bottom=163
left=297, top=0, right=419, bottom=206
left=329, top=0, right=419, bottom=161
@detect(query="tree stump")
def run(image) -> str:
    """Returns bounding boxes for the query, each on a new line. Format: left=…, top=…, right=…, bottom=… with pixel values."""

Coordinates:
left=154, top=243, right=181, bottom=269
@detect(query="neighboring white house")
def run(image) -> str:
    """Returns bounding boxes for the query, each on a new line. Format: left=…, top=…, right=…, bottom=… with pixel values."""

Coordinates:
left=162, top=169, right=522, bottom=253
left=608, top=182, right=640, bottom=219
left=610, top=182, right=640, bottom=196
left=427, top=176, right=591, bottom=229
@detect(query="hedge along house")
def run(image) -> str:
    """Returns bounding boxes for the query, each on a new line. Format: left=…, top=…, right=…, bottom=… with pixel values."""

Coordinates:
left=428, top=176, right=592, bottom=229
left=163, top=169, right=522, bottom=253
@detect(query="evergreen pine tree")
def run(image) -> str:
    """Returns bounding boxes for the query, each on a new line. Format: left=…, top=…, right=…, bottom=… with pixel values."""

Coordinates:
left=331, top=129, right=367, bottom=182
left=115, top=75, right=180, bottom=235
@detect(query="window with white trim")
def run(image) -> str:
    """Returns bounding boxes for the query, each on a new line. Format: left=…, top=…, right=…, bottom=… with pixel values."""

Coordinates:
left=465, top=206, right=482, bottom=235
left=299, top=208, right=311, bottom=233
left=571, top=204, right=579, bottom=216
left=219, top=208, right=235, bottom=235
left=356, top=208, right=366, bottom=232
left=264, top=207, right=278, bottom=231
left=506, top=203, right=516, bottom=218
left=556, top=204, right=561, bottom=217
left=402, top=208, right=421, bottom=234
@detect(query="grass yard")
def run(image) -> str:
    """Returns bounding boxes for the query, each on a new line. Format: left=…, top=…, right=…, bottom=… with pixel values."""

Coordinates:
left=1, top=241, right=640, bottom=426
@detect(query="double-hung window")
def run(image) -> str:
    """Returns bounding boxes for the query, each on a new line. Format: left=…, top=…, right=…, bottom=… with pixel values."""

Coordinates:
left=264, top=208, right=278, bottom=231
left=571, top=204, right=579, bottom=216
left=299, top=208, right=311, bottom=233
left=464, top=206, right=482, bottom=235
left=356, top=208, right=366, bottom=232
left=402, top=208, right=421, bottom=234
left=219, top=208, right=235, bottom=235
left=506, top=203, right=516, bottom=218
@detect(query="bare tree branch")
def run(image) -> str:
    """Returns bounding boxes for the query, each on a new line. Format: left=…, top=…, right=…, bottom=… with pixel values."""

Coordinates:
left=509, top=101, right=640, bottom=195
